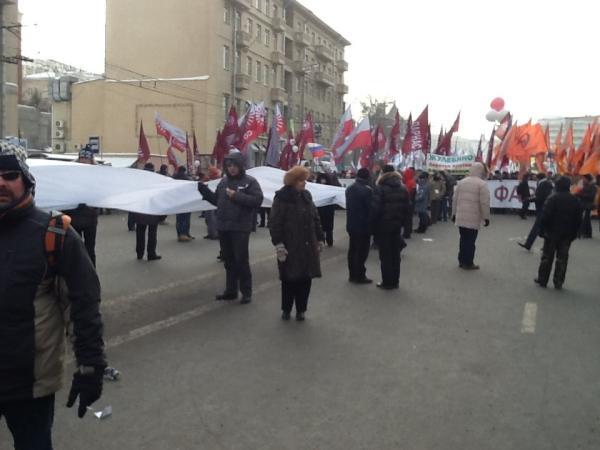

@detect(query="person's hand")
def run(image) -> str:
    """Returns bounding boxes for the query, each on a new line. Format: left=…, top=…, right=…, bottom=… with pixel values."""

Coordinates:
left=275, top=243, right=288, bottom=262
left=484, top=219, right=490, bottom=227
left=66, top=366, right=104, bottom=418
left=197, top=182, right=210, bottom=197
left=226, top=188, right=236, bottom=199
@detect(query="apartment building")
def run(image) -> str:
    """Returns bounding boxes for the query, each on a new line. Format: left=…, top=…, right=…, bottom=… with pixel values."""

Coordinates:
left=0, top=0, right=20, bottom=138
left=58, top=0, right=349, bottom=159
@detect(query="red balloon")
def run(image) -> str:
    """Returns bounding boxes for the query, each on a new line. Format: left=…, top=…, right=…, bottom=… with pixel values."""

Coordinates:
left=490, top=97, right=505, bottom=112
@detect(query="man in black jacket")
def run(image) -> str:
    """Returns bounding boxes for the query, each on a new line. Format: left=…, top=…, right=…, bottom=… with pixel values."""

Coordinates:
left=517, top=173, right=532, bottom=219
left=198, top=151, right=263, bottom=304
left=369, top=165, right=410, bottom=290
left=0, top=143, right=106, bottom=449
left=173, top=165, right=194, bottom=242
left=535, top=176, right=583, bottom=290
left=576, top=174, right=597, bottom=239
left=345, top=168, right=373, bottom=284
left=519, top=173, right=554, bottom=250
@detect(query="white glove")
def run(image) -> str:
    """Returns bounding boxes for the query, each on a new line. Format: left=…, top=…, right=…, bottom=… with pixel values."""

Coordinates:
left=275, top=243, right=288, bottom=262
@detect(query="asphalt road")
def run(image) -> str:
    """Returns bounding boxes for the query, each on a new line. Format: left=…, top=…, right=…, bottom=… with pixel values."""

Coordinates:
left=1, top=212, right=599, bottom=450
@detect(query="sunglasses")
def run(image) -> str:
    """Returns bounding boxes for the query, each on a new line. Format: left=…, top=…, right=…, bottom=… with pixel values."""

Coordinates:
left=0, top=171, right=21, bottom=181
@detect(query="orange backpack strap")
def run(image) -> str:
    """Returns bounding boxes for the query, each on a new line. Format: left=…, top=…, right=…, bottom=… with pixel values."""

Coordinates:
left=45, top=212, right=72, bottom=269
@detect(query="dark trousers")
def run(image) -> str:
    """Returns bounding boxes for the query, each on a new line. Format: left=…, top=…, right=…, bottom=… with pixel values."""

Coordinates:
left=73, top=223, right=97, bottom=267
left=175, top=213, right=191, bottom=237
left=347, top=233, right=371, bottom=281
left=403, top=203, right=414, bottom=238
left=524, top=210, right=543, bottom=248
left=538, top=237, right=571, bottom=287
left=204, top=210, right=219, bottom=239
left=220, top=231, right=252, bottom=297
left=377, top=232, right=402, bottom=287
left=0, top=394, right=55, bottom=450
left=416, top=212, right=429, bottom=232
left=581, top=209, right=593, bottom=238
left=127, top=212, right=136, bottom=231
left=441, top=196, right=450, bottom=221
left=430, top=199, right=441, bottom=224
left=458, top=227, right=479, bottom=266
left=520, top=199, right=530, bottom=218
left=136, top=223, right=158, bottom=258
left=281, top=278, right=312, bottom=313
left=258, top=208, right=270, bottom=227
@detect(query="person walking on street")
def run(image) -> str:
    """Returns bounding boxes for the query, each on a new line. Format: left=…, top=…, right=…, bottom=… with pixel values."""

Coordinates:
left=535, top=176, right=582, bottom=289
left=414, top=172, right=430, bottom=234
left=345, top=168, right=373, bottom=284
left=173, top=166, right=194, bottom=242
left=429, top=172, right=446, bottom=225
left=203, top=166, right=221, bottom=240
left=452, top=162, right=491, bottom=270
left=519, top=173, right=554, bottom=250
left=197, top=151, right=264, bottom=304
left=316, top=173, right=337, bottom=247
left=369, top=165, right=410, bottom=289
left=0, top=143, right=106, bottom=449
left=134, top=163, right=163, bottom=260
left=269, top=166, right=324, bottom=321
left=517, top=173, right=532, bottom=219
left=575, top=174, right=597, bottom=239
left=402, top=168, right=416, bottom=238
left=440, top=171, right=456, bottom=221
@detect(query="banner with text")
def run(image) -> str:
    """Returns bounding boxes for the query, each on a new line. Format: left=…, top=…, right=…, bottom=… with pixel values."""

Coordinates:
left=427, top=154, right=475, bottom=174
left=488, top=180, right=536, bottom=209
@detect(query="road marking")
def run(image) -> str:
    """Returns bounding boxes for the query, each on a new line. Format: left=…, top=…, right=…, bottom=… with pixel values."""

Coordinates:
left=104, top=253, right=346, bottom=350
left=521, top=302, right=537, bottom=334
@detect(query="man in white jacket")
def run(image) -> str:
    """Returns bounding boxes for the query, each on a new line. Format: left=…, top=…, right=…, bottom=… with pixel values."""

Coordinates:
left=452, top=163, right=491, bottom=270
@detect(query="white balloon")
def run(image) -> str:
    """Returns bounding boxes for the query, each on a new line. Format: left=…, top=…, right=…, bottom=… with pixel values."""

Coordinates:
left=496, top=109, right=509, bottom=121
left=292, top=145, right=299, bottom=153
left=486, top=110, right=500, bottom=122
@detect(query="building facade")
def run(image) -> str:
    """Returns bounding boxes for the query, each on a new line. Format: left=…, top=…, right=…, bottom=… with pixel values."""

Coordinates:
left=55, top=0, right=350, bottom=160
left=538, top=116, right=599, bottom=149
left=0, top=0, right=20, bottom=138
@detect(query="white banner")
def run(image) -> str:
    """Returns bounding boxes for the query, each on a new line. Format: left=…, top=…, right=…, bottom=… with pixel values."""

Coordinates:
left=28, top=160, right=346, bottom=214
left=487, top=180, right=536, bottom=209
left=427, top=154, right=475, bottom=174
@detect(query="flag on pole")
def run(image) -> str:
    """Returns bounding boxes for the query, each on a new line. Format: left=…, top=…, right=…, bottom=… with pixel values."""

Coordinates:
left=434, top=112, right=460, bottom=156
left=137, top=121, right=151, bottom=163
left=274, top=103, right=287, bottom=137
left=485, top=126, right=496, bottom=168
left=192, top=131, right=201, bottom=161
left=296, top=112, right=315, bottom=154
left=475, top=135, right=483, bottom=162
left=279, top=132, right=296, bottom=171
left=265, top=112, right=282, bottom=167
left=388, top=111, right=401, bottom=158
left=331, top=106, right=354, bottom=154
left=155, top=113, right=187, bottom=152
left=185, top=133, right=194, bottom=175
left=308, top=143, right=325, bottom=158
left=401, top=114, right=413, bottom=155
left=412, top=105, right=429, bottom=155
left=334, top=117, right=372, bottom=164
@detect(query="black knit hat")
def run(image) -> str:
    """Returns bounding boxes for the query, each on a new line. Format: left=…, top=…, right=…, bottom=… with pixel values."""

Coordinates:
left=0, top=142, right=35, bottom=190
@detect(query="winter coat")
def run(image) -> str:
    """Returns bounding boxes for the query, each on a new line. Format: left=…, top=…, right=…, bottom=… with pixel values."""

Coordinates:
left=198, top=153, right=264, bottom=233
left=0, top=203, right=106, bottom=402
left=430, top=179, right=446, bottom=201
left=269, top=186, right=324, bottom=281
left=318, top=205, right=335, bottom=232
left=576, top=183, right=598, bottom=210
left=517, top=180, right=531, bottom=199
left=345, top=178, right=372, bottom=234
left=369, top=171, right=410, bottom=234
left=532, top=179, right=554, bottom=211
left=540, top=192, right=583, bottom=241
left=414, top=182, right=430, bottom=213
left=63, top=204, right=98, bottom=229
left=133, top=212, right=162, bottom=226
left=452, top=163, right=491, bottom=230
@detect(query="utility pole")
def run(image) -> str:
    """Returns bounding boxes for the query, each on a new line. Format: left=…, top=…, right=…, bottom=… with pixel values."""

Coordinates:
left=230, top=6, right=237, bottom=112
left=0, top=1, right=5, bottom=138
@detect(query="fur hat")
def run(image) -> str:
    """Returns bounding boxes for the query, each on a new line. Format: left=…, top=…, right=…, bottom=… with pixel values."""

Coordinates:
left=0, top=141, right=35, bottom=189
left=284, top=166, right=310, bottom=186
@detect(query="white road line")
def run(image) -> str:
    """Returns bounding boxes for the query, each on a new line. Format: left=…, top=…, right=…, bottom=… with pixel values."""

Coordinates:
left=521, top=302, right=538, bottom=334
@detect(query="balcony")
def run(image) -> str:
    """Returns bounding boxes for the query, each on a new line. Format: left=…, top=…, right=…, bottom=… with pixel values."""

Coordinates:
left=270, top=87, right=287, bottom=104
left=336, top=59, right=348, bottom=72
left=336, top=83, right=349, bottom=95
left=294, top=31, right=311, bottom=47
left=314, top=71, right=335, bottom=87
left=236, top=30, right=251, bottom=48
left=271, top=51, right=285, bottom=66
left=272, top=17, right=285, bottom=32
left=314, top=45, right=333, bottom=62
left=235, top=73, right=250, bottom=91
left=231, top=0, right=250, bottom=11
left=291, top=60, right=306, bottom=74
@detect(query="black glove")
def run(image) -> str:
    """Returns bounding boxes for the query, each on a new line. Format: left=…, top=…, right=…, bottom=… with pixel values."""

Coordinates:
left=66, top=367, right=104, bottom=418
left=197, top=182, right=210, bottom=196
left=451, top=215, right=456, bottom=223
left=484, top=219, right=490, bottom=227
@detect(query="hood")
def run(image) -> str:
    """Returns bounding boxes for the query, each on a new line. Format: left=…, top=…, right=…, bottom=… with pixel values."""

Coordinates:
left=468, top=162, right=487, bottom=179
left=224, top=151, right=246, bottom=177
left=377, top=171, right=402, bottom=186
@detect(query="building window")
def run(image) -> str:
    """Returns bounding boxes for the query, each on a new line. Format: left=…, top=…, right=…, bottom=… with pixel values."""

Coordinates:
left=256, top=24, right=262, bottom=41
left=295, top=76, right=301, bottom=92
left=247, top=56, right=253, bottom=76
left=256, top=0, right=263, bottom=11
left=235, top=11, right=241, bottom=30
left=256, top=61, right=262, bottom=83
left=235, top=50, right=241, bottom=73
left=263, top=65, right=269, bottom=85
left=311, top=32, right=315, bottom=44
left=265, top=0, right=271, bottom=16
left=264, top=29, right=271, bottom=47
left=222, top=94, right=230, bottom=118
left=246, top=18, right=253, bottom=34
left=223, top=45, right=231, bottom=71
left=224, top=6, right=231, bottom=24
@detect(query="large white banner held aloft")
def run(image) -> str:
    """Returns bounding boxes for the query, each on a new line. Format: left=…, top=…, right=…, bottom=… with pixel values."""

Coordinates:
left=28, top=160, right=346, bottom=214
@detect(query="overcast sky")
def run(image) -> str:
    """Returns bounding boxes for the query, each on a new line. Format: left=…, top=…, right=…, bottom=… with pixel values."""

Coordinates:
left=17, top=0, right=600, bottom=139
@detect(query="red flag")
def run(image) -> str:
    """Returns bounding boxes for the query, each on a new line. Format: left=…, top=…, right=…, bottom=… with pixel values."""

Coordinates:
left=334, top=117, right=372, bottom=163
left=485, top=127, right=496, bottom=168
left=155, top=113, right=187, bottom=151
left=212, top=130, right=226, bottom=166
left=185, top=133, right=193, bottom=175
left=167, top=145, right=179, bottom=169
left=137, top=121, right=151, bottom=163
left=401, top=114, right=413, bottom=155
left=238, top=103, right=267, bottom=152
left=274, top=103, right=287, bottom=137
left=223, top=106, right=240, bottom=148
left=563, top=123, right=575, bottom=174
left=279, top=131, right=296, bottom=171
left=434, top=112, right=460, bottom=156
left=331, top=106, right=355, bottom=153
left=411, top=105, right=429, bottom=155
left=388, top=111, right=401, bottom=158
left=192, top=131, right=201, bottom=160
left=296, top=112, right=315, bottom=154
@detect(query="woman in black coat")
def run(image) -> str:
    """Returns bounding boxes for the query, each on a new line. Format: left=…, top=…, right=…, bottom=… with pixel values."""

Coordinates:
left=316, top=173, right=338, bottom=247
left=269, top=166, right=325, bottom=321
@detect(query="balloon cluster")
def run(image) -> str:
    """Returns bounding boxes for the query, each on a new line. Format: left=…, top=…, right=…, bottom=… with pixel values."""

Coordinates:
left=485, top=97, right=509, bottom=123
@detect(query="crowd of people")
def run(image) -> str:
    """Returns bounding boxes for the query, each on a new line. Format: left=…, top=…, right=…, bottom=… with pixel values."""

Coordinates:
left=0, top=140, right=598, bottom=448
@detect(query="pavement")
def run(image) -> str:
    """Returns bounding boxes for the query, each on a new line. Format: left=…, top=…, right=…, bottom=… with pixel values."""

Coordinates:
left=1, top=211, right=599, bottom=450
